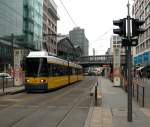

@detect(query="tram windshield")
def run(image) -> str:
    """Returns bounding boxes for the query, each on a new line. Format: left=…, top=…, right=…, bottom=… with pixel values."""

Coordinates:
left=25, top=58, right=48, bottom=77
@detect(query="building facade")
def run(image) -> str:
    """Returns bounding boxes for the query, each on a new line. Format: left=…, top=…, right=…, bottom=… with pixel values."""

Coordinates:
left=0, top=0, right=24, bottom=37
left=43, top=0, right=59, bottom=55
left=57, top=37, right=81, bottom=61
left=110, top=35, right=125, bottom=55
left=0, top=0, right=59, bottom=73
left=23, top=0, right=43, bottom=50
left=0, top=0, right=43, bottom=50
left=132, top=0, right=150, bottom=67
left=69, top=27, right=89, bottom=56
left=0, top=0, right=24, bottom=72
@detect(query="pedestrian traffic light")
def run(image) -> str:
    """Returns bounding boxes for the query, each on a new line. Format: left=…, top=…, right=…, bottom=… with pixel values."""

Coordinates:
left=132, top=18, right=145, bottom=37
left=122, top=37, right=128, bottom=46
left=121, top=37, right=138, bottom=46
left=113, top=18, right=126, bottom=36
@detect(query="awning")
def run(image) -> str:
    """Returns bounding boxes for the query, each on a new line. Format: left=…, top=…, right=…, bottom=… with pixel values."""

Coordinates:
left=137, top=66, right=145, bottom=71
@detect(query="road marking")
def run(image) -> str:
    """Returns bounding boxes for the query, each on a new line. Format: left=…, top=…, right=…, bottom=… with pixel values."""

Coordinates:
left=0, top=104, right=8, bottom=107
left=1, top=98, right=21, bottom=102
left=77, top=106, right=89, bottom=109
left=12, top=104, right=39, bottom=108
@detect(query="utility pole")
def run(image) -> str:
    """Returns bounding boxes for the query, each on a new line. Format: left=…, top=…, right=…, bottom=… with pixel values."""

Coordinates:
left=127, top=0, right=132, bottom=122
left=11, top=33, right=15, bottom=87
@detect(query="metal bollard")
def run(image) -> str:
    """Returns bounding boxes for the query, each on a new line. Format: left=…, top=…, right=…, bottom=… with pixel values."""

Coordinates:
left=5, top=78, right=8, bottom=88
left=142, top=87, right=145, bottom=107
left=137, top=84, right=139, bottom=102
left=95, top=85, right=97, bottom=106
left=2, top=76, right=5, bottom=92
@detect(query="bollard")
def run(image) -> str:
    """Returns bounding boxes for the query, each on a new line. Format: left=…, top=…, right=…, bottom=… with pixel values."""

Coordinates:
left=2, top=76, right=5, bottom=92
left=142, top=87, right=145, bottom=107
left=95, top=85, right=97, bottom=106
left=5, top=78, right=8, bottom=88
left=137, top=84, right=139, bottom=102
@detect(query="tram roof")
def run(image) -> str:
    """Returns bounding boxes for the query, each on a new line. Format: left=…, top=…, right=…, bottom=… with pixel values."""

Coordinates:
left=27, top=51, right=82, bottom=69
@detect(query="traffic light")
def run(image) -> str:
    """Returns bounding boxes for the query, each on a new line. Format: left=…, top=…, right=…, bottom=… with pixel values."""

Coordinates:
left=122, top=37, right=128, bottom=46
left=132, top=18, right=145, bottom=37
left=122, top=37, right=138, bottom=46
left=113, top=18, right=126, bottom=36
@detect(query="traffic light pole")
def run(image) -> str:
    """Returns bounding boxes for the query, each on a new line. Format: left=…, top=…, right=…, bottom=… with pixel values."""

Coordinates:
left=127, top=1, right=132, bottom=122
left=113, top=0, right=145, bottom=122
left=125, top=47, right=128, bottom=89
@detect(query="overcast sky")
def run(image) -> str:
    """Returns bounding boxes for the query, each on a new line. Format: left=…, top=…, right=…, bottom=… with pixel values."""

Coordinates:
left=54, top=0, right=133, bottom=55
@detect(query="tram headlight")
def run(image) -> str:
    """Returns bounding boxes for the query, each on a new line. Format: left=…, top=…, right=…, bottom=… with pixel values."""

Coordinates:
left=26, top=79, right=30, bottom=82
left=40, top=79, right=46, bottom=83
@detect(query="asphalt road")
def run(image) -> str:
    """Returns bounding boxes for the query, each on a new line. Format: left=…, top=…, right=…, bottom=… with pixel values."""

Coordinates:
left=0, top=76, right=97, bottom=127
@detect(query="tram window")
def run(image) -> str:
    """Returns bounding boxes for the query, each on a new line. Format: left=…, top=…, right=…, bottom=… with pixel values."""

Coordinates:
left=48, top=64, right=53, bottom=76
left=78, top=69, right=82, bottom=74
left=25, top=58, right=48, bottom=77
left=75, top=69, right=78, bottom=75
left=69, top=67, right=72, bottom=75
left=67, top=67, right=70, bottom=75
left=72, top=68, right=76, bottom=75
left=52, top=64, right=64, bottom=76
left=52, top=64, right=57, bottom=76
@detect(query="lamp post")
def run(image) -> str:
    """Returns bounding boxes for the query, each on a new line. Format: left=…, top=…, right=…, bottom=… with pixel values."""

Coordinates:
left=11, top=34, right=15, bottom=87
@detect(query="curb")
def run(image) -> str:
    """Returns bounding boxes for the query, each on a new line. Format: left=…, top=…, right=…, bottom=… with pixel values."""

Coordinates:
left=0, top=88, right=25, bottom=96
left=84, top=107, right=94, bottom=127
left=9, top=89, right=25, bottom=95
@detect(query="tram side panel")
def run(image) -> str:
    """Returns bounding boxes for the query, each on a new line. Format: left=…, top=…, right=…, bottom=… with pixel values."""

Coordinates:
left=69, top=68, right=78, bottom=83
left=77, top=69, right=83, bottom=81
left=47, top=64, right=69, bottom=89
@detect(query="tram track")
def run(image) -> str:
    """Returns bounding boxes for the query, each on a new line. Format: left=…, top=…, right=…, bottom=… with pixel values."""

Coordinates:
left=0, top=76, right=98, bottom=127
left=55, top=90, right=93, bottom=127
left=53, top=77, right=96, bottom=127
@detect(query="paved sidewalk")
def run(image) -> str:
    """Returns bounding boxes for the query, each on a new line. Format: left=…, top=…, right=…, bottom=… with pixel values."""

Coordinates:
left=85, top=77, right=150, bottom=127
left=0, top=85, right=25, bottom=96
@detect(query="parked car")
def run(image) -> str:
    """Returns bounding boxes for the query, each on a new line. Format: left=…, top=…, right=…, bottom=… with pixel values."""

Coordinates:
left=88, top=71, right=97, bottom=76
left=0, top=73, right=12, bottom=80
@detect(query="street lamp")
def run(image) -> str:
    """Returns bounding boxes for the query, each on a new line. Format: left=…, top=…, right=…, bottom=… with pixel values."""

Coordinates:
left=11, top=33, right=15, bottom=87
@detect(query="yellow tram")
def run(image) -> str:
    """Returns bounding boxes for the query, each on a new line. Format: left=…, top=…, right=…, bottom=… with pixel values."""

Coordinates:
left=25, top=51, right=83, bottom=92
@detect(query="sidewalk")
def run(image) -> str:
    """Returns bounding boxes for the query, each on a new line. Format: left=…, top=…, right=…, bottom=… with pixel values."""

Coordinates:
left=85, top=77, right=150, bottom=127
left=0, top=85, right=25, bottom=96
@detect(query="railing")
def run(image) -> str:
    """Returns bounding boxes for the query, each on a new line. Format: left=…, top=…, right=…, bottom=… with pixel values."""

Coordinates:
left=133, top=79, right=145, bottom=107
left=0, top=76, right=8, bottom=92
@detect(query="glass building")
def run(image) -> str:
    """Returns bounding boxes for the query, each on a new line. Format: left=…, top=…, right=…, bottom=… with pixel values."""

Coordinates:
left=0, top=0, right=24, bottom=37
left=0, top=0, right=43, bottom=50
left=0, top=0, right=43, bottom=72
left=23, top=0, right=43, bottom=50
